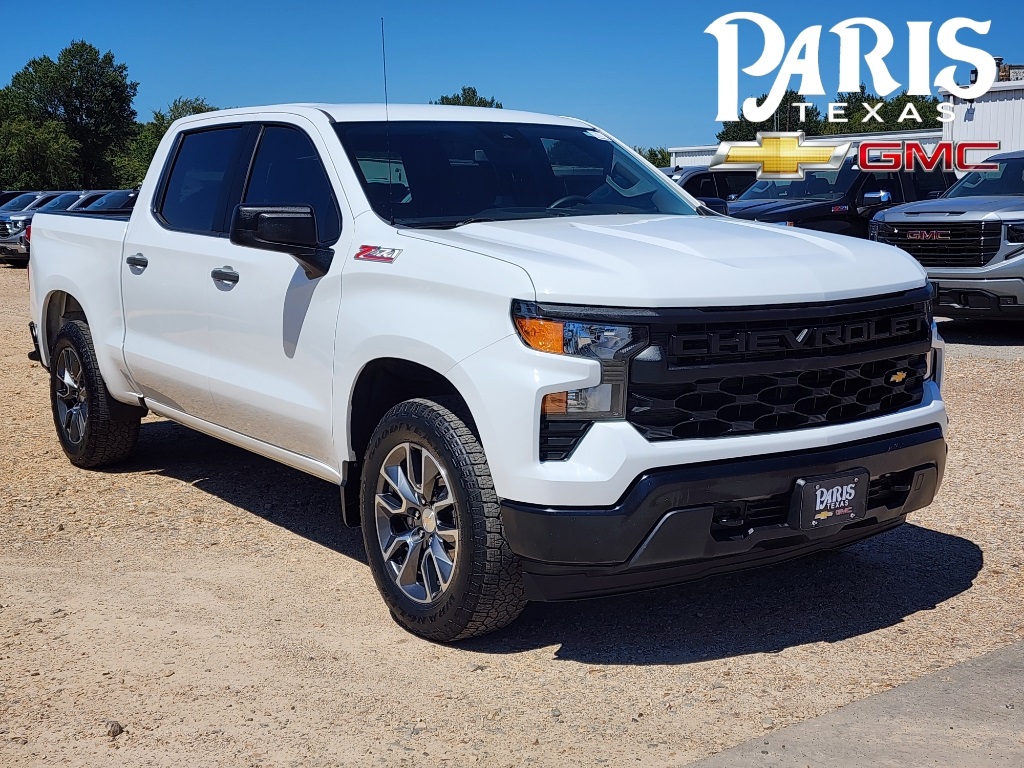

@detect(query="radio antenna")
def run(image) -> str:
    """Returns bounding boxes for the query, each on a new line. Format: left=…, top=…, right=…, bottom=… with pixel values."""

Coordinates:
left=381, top=17, right=395, bottom=225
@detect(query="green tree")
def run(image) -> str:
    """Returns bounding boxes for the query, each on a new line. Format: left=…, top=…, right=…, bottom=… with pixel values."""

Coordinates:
left=633, top=146, right=672, bottom=167
left=0, top=118, right=80, bottom=189
left=115, top=96, right=218, bottom=186
left=0, top=40, right=138, bottom=187
left=430, top=86, right=503, bottom=108
left=716, top=89, right=824, bottom=142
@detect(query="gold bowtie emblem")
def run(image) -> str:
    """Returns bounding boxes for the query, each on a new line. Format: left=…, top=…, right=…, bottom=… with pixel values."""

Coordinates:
left=710, top=132, right=851, bottom=180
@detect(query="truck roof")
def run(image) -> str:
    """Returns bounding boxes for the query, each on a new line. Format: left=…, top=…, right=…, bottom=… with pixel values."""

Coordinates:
left=172, top=103, right=595, bottom=129
left=988, top=149, right=1024, bottom=161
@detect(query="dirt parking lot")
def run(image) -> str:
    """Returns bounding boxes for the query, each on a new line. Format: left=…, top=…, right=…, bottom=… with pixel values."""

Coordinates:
left=1, top=263, right=1022, bottom=767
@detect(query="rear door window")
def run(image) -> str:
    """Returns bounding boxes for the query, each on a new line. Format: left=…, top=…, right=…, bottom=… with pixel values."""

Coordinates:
left=682, top=173, right=718, bottom=199
left=158, top=127, right=247, bottom=234
left=719, top=172, right=756, bottom=198
left=244, top=125, right=342, bottom=244
left=908, top=170, right=953, bottom=201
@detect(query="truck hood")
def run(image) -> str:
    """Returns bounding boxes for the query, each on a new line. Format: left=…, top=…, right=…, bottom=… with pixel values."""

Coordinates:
left=400, top=214, right=926, bottom=307
left=880, top=195, right=1024, bottom=219
left=727, top=198, right=835, bottom=221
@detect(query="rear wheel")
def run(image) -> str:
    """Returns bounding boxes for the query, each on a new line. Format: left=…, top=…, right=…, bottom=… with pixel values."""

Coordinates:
left=50, top=320, right=142, bottom=468
left=360, top=398, right=526, bottom=642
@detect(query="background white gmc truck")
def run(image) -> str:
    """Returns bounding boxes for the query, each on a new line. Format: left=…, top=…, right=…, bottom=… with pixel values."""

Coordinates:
left=28, top=104, right=948, bottom=642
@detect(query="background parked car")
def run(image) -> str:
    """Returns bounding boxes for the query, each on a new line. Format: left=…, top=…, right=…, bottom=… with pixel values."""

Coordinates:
left=728, top=159, right=956, bottom=238
left=1, top=192, right=114, bottom=265
left=0, top=191, right=30, bottom=207
left=82, top=189, right=140, bottom=213
left=663, top=165, right=757, bottom=200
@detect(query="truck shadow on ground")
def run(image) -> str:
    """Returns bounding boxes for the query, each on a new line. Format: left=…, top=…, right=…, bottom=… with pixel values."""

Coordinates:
left=116, top=418, right=982, bottom=666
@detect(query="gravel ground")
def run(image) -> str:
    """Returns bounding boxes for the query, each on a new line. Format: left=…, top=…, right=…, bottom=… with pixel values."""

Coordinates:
left=1, top=263, right=1022, bottom=767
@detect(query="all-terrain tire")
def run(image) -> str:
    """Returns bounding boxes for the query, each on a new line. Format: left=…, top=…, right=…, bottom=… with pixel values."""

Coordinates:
left=360, top=398, right=527, bottom=642
left=49, top=320, right=142, bottom=468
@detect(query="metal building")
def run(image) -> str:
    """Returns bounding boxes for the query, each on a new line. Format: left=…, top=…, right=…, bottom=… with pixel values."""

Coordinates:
left=943, top=80, right=1024, bottom=169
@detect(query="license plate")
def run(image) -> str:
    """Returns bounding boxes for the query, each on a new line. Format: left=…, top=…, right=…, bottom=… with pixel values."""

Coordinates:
left=791, top=470, right=869, bottom=530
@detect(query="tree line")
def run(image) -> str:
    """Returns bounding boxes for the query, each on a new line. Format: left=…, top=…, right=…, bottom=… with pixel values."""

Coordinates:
left=0, top=41, right=217, bottom=190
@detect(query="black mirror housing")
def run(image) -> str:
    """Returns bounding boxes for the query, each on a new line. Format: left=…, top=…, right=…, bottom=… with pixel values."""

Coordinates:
left=697, top=197, right=729, bottom=215
left=230, top=205, right=334, bottom=279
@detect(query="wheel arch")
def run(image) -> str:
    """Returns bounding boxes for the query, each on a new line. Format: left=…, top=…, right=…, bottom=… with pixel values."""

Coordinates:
left=343, top=357, right=473, bottom=526
left=42, top=290, right=88, bottom=358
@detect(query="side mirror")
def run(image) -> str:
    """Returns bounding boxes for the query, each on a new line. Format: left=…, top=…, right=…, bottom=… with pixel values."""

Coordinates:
left=859, top=190, right=893, bottom=208
left=727, top=193, right=738, bottom=202
left=927, top=190, right=943, bottom=199
left=230, top=205, right=334, bottom=279
left=698, top=197, right=728, bottom=215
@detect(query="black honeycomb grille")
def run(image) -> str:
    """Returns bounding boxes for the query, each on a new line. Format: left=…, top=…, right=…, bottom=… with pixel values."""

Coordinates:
left=628, top=353, right=927, bottom=441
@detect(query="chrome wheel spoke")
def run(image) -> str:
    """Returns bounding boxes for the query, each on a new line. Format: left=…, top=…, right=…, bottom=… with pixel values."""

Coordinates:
left=380, top=455, right=421, bottom=508
left=395, top=537, right=425, bottom=587
left=54, top=347, right=88, bottom=446
left=428, top=536, right=455, bottom=588
left=435, top=525, right=459, bottom=547
left=382, top=530, right=418, bottom=561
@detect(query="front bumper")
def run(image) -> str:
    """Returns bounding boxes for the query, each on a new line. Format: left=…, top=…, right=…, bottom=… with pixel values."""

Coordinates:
left=0, top=231, right=29, bottom=260
left=501, top=425, right=945, bottom=600
left=930, top=278, right=1024, bottom=318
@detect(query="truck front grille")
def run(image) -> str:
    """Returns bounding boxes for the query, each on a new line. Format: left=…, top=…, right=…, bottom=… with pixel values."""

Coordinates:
left=0, top=222, right=10, bottom=237
left=626, top=289, right=932, bottom=442
left=875, top=221, right=1001, bottom=267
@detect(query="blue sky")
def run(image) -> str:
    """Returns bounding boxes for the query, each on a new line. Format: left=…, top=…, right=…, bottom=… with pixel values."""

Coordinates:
left=2, top=1, right=1021, bottom=148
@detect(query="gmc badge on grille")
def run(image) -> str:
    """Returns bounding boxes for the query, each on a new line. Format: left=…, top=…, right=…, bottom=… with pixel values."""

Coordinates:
left=670, top=314, right=924, bottom=356
left=906, top=230, right=951, bottom=241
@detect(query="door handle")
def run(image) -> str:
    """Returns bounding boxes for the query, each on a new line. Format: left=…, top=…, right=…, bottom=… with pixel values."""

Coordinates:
left=126, top=254, right=148, bottom=270
left=211, top=267, right=240, bottom=285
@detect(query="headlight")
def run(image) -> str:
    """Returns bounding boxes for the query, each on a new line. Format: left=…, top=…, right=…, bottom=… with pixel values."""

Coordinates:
left=868, top=220, right=880, bottom=241
left=8, top=219, right=26, bottom=232
left=1006, top=222, right=1024, bottom=244
left=511, top=300, right=647, bottom=420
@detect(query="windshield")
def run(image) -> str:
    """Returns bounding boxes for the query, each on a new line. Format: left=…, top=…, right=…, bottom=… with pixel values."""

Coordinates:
left=333, top=121, right=698, bottom=228
left=945, top=158, right=1024, bottom=198
left=737, top=163, right=858, bottom=202
left=39, top=193, right=82, bottom=212
left=84, top=190, right=135, bottom=210
left=0, top=193, right=38, bottom=211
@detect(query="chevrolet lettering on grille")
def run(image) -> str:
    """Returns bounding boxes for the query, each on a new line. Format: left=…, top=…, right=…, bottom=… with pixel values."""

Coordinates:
left=670, top=314, right=925, bottom=356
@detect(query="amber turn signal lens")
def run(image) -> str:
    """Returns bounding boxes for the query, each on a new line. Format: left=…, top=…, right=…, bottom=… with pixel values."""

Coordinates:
left=513, top=316, right=565, bottom=354
left=542, top=392, right=568, bottom=415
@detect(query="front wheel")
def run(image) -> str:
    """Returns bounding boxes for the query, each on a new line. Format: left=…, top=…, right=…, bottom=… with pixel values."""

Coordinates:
left=360, top=398, right=526, bottom=642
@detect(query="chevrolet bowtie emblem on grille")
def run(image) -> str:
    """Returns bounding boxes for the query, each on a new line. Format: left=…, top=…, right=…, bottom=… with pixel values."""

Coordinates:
left=710, top=132, right=851, bottom=180
left=889, top=370, right=909, bottom=384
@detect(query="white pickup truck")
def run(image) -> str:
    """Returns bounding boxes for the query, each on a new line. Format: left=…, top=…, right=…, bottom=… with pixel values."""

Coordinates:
left=28, top=104, right=948, bottom=642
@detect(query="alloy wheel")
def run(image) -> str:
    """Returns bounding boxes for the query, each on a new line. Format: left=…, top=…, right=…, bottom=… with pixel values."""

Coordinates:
left=54, top=347, right=89, bottom=446
left=374, top=441, right=460, bottom=604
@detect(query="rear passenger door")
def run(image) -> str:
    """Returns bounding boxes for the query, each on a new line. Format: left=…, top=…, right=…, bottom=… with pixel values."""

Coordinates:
left=121, top=124, right=251, bottom=420
left=205, top=120, right=346, bottom=467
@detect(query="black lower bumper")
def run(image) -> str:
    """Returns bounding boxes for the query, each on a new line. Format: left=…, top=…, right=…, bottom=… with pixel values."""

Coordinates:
left=935, top=286, right=1024, bottom=319
left=501, top=425, right=945, bottom=600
